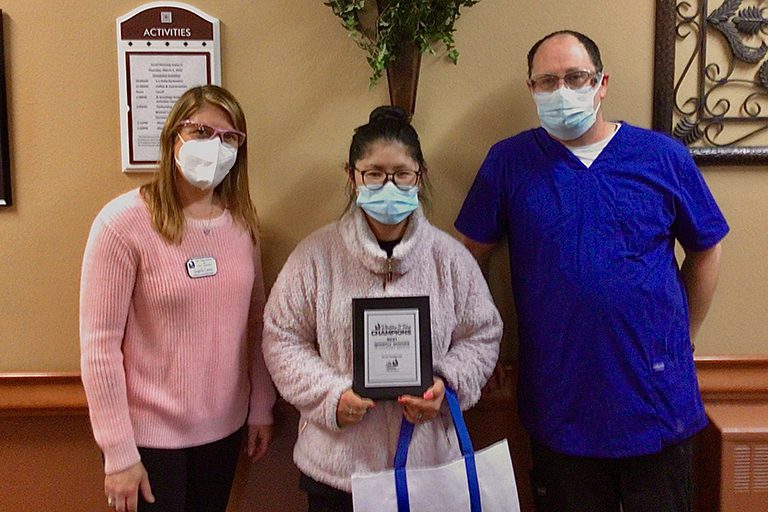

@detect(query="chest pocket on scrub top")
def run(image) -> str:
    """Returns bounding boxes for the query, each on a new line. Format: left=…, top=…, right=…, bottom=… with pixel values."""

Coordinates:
left=613, top=191, right=673, bottom=257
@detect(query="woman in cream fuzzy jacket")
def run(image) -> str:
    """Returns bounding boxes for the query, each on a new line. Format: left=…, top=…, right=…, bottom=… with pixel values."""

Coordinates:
left=262, top=106, right=502, bottom=512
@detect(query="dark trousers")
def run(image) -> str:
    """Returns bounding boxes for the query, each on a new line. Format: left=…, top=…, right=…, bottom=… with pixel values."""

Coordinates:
left=137, top=427, right=243, bottom=512
left=529, top=437, right=694, bottom=512
left=300, top=473, right=353, bottom=512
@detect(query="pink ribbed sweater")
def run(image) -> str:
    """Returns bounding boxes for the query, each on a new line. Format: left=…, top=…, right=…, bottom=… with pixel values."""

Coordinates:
left=80, top=189, right=275, bottom=474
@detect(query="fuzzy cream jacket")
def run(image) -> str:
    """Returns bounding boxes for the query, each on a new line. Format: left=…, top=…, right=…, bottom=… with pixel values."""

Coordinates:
left=262, top=206, right=502, bottom=492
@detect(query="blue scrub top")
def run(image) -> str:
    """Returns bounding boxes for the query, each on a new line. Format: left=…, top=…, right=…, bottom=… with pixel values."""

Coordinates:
left=455, top=124, right=729, bottom=458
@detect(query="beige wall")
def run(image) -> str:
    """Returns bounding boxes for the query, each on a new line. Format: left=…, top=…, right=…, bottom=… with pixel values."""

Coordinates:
left=0, top=0, right=763, bottom=372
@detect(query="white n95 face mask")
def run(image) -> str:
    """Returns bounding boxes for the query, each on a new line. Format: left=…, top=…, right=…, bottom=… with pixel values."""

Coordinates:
left=533, top=79, right=602, bottom=141
left=175, top=136, right=238, bottom=190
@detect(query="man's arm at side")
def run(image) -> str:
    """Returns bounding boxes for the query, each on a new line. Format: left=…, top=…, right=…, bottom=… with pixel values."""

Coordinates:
left=457, top=233, right=504, bottom=391
left=457, top=234, right=497, bottom=275
left=680, top=242, right=723, bottom=342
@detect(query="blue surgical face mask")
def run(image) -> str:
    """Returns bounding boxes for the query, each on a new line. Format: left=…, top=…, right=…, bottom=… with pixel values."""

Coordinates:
left=533, top=78, right=602, bottom=141
left=356, top=182, right=419, bottom=225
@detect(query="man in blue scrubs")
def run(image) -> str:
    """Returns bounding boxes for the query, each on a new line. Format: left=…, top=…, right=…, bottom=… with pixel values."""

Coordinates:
left=455, top=30, right=729, bottom=512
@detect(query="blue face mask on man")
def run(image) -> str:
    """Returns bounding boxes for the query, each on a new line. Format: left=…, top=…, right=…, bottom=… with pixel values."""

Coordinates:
left=356, top=181, right=419, bottom=225
left=533, top=77, right=602, bottom=141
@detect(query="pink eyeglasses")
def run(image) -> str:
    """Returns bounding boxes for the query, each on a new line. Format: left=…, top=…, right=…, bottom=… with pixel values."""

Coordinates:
left=177, top=120, right=246, bottom=148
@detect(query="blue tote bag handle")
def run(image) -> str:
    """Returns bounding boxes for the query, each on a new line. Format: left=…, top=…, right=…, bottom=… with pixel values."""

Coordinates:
left=393, top=385, right=482, bottom=512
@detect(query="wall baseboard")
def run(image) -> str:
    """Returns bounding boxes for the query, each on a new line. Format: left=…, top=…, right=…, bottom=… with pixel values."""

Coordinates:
left=694, top=355, right=768, bottom=401
left=2, top=355, right=767, bottom=414
left=0, top=372, right=87, bottom=415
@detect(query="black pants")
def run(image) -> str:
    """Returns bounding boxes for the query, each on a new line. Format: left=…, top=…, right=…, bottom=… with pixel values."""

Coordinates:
left=529, top=437, right=694, bottom=512
left=300, top=473, right=353, bottom=512
left=137, top=427, right=243, bottom=512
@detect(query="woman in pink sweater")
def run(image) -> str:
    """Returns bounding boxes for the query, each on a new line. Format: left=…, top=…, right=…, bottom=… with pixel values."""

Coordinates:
left=80, top=85, right=276, bottom=512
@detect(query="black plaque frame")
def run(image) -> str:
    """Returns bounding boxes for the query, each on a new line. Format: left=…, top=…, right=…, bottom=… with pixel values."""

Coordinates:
left=653, top=0, right=768, bottom=165
left=352, top=296, right=433, bottom=400
left=0, top=10, right=11, bottom=206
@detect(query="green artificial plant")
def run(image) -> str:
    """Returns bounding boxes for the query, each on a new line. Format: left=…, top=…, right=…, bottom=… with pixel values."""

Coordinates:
left=325, top=0, right=481, bottom=86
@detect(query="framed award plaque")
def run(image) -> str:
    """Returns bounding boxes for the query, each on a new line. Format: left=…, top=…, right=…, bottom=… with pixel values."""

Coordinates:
left=352, top=296, right=433, bottom=400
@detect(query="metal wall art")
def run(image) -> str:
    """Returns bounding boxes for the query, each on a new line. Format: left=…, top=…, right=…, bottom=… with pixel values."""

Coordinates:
left=654, top=0, right=768, bottom=164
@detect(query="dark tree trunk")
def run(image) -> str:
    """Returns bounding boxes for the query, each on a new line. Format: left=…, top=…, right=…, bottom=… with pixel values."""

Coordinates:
left=376, top=0, right=422, bottom=115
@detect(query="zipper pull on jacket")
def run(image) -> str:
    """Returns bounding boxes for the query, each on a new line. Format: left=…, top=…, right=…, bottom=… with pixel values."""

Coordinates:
left=383, top=257, right=394, bottom=290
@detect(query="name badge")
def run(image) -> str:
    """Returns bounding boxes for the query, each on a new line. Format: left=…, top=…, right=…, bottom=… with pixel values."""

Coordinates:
left=186, top=256, right=217, bottom=278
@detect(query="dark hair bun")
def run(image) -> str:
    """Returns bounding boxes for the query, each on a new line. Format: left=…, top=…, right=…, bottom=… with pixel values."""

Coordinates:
left=369, top=105, right=410, bottom=124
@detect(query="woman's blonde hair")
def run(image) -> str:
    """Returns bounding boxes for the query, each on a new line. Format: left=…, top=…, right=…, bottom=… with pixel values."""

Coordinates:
left=140, top=85, right=258, bottom=244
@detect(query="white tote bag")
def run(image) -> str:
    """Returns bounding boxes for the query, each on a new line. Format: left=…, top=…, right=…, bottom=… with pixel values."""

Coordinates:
left=351, top=387, right=520, bottom=512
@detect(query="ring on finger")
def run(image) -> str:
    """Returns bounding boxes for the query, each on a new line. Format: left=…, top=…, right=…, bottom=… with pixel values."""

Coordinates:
left=108, top=497, right=115, bottom=507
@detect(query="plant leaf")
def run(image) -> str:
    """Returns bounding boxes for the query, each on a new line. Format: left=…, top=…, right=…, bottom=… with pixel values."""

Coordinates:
left=708, top=0, right=742, bottom=24
left=733, top=6, right=768, bottom=35
left=673, top=118, right=704, bottom=146
left=708, top=18, right=768, bottom=63
left=325, top=0, right=484, bottom=85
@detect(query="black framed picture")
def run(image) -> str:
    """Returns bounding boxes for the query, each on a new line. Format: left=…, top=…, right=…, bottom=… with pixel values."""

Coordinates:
left=0, top=10, right=10, bottom=206
left=352, top=296, right=433, bottom=400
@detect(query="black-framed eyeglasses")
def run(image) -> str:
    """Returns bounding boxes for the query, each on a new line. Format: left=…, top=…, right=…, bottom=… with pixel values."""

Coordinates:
left=177, top=120, right=246, bottom=148
left=355, top=168, right=421, bottom=191
left=527, top=70, right=602, bottom=93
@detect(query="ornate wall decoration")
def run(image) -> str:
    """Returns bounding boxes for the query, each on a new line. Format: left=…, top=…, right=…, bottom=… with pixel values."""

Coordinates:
left=654, top=0, right=768, bottom=164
